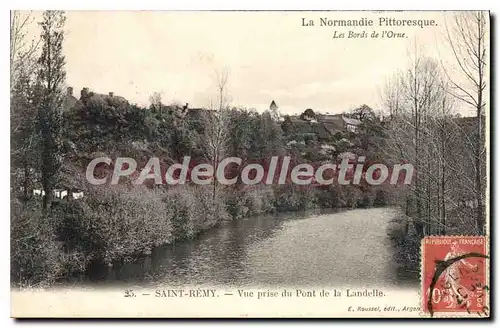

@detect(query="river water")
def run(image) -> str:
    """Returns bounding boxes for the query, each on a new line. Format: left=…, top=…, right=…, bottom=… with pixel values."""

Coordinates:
left=83, top=207, right=418, bottom=289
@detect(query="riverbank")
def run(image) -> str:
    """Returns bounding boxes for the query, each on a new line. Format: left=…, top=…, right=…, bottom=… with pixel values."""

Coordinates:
left=11, top=183, right=395, bottom=287
left=66, top=208, right=417, bottom=289
left=386, top=216, right=420, bottom=272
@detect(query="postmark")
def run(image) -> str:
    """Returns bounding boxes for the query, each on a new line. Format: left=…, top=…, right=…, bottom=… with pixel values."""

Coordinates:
left=421, top=236, right=489, bottom=317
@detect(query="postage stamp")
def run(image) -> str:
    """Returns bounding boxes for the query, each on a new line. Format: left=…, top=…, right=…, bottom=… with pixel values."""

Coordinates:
left=421, top=236, right=489, bottom=317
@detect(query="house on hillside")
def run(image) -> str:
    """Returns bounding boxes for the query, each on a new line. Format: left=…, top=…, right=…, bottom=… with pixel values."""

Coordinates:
left=79, top=87, right=129, bottom=108
left=282, top=107, right=364, bottom=145
left=62, top=86, right=131, bottom=112
left=62, top=87, right=78, bottom=112
left=316, top=114, right=344, bottom=136
left=342, top=116, right=361, bottom=133
left=315, top=113, right=361, bottom=134
left=282, top=114, right=331, bottom=142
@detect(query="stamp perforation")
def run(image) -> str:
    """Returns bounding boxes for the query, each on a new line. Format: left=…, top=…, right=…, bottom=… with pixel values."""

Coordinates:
left=420, top=235, right=490, bottom=318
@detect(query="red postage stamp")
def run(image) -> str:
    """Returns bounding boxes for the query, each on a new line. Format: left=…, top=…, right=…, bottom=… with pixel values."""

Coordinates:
left=421, top=236, right=489, bottom=317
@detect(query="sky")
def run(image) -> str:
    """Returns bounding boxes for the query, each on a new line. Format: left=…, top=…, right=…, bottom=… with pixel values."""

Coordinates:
left=22, top=11, right=489, bottom=116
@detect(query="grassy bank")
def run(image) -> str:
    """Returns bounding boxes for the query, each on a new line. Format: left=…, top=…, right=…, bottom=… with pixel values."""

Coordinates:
left=386, top=205, right=482, bottom=273
left=11, top=183, right=393, bottom=287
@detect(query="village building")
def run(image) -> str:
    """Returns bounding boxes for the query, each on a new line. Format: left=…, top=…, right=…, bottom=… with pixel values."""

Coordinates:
left=62, top=86, right=129, bottom=112
left=270, top=100, right=278, bottom=112
left=341, top=116, right=361, bottom=133
left=62, top=87, right=78, bottom=112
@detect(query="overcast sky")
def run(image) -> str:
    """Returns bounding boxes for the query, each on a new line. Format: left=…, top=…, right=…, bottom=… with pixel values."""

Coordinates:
left=23, top=11, right=488, bottom=116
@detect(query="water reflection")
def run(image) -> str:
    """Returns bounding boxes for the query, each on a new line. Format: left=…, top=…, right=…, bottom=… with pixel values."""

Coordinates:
left=82, top=208, right=418, bottom=288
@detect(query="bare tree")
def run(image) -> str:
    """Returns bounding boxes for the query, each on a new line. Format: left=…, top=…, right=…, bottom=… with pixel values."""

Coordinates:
left=433, top=87, right=454, bottom=234
left=382, top=49, right=448, bottom=238
left=202, top=69, right=231, bottom=200
left=10, top=11, right=39, bottom=88
left=382, top=43, right=484, bottom=237
left=443, top=11, right=488, bottom=234
left=402, top=49, right=440, bottom=237
left=381, top=72, right=403, bottom=120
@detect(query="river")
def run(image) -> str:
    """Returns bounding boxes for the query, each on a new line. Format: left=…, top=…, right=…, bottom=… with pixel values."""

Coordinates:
left=81, top=207, right=418, bottom=289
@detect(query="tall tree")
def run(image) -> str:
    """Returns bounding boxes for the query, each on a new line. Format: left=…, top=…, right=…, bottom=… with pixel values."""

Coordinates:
left=202, top=69, right=231, bottom=200
left=433, top=88, right=454, bottom=234
left=402, top=51, right=440, bottom=237
left=36, top=10, right=67, bottom=210
left=444, top=11, right=488, bottom=234
left=10, top=11, right=40, bottom=200
left=382, top=52, right=444, bottom=238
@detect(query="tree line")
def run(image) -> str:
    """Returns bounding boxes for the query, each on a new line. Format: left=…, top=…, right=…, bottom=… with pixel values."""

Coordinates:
left=381, top=12, right=487, bottom=238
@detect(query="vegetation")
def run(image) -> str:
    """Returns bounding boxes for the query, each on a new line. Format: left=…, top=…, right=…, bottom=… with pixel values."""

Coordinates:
left=10, top=11, right=487, bottom=286
left=381, top=12, right=488, bottom=270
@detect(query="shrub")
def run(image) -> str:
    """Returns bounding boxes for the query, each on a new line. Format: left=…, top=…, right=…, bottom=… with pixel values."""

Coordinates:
left=225, top=190, right=250, bottom=220
left=53, top=185, right=174, bottom=265
left=338, top=185, right=364, bottom=208
left=373, top=188, right=389, bottom=207
left=227, top=186, right=276, bottom=219
left=314, top=185, right=340, bottom=208
left=11, top=199, right=66, bottom=287
left=273, top=185, right=316, bottom=211
left=358, top=189, right=376, bottom=208
left=245, top=186, right=275, bottom=215
left=193, top=186, right=232, bottom=229
left=391, top=224, right=420, bottom=271
left=51, top=184, right=232, bottom=266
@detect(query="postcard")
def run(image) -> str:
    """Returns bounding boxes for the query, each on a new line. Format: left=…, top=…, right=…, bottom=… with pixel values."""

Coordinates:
left=10, top=10, right=490, bottom=318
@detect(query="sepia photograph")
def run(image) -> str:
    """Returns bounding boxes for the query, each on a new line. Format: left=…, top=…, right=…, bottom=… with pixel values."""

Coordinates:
left=9, top=9, right=490, bottom=318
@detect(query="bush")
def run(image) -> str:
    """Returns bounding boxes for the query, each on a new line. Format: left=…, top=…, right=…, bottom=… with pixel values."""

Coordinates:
left=11, top=199, right=66, bottom=287
left=225, top=190, right=250, bottom=219
left=167, top=187, right=198, bottom=240
left=373, top=188, right=389, bottom=207
left=54, top=185, right=174, bottom=265
left=167, top=185, right=230, bottom=240
left=358, top=189, right=376, bottom=208
left=338, top=185, right=364, bottom=208
left=226, top=186, right=276, bottom=219
left=12, top=174, right=393, bottom=288
left=391, top=223, right=420, bottom=271
left=52, top=184, right=232, bottom=266
left=273, top=185, right=316, bottom=211
left=314, top=185, right=341, bottom=208
left=245, top=186, right=275, bottom=215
